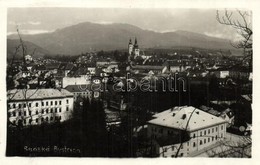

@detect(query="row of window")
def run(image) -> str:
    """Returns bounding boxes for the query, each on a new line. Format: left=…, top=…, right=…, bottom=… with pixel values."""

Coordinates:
left=8, top=99, right=69, bottom=109
left=22, top=116, right=62, bottom=124
left=192, top=125, right=224, bottom=138
left=10, top=107, right=69, bottom=117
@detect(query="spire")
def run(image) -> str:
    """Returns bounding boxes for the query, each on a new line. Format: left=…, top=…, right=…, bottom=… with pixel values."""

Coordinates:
left=129, top=38, right=132, bottom=44
left=134, top=37, right=137, bottom=45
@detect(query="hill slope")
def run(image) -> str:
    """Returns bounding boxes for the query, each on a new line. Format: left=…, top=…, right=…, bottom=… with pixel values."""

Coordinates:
left=8, top=22, right=239, bottom=55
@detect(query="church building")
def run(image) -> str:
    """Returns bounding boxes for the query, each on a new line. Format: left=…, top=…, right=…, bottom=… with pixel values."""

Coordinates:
left=128, top=38, right=140, bottom=59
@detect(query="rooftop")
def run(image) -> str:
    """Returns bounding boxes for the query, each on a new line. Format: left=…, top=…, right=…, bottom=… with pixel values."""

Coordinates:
left=7, top=88, right=73, bottom=101
left=65, top=84, right=91, bottom=93
left=148, top=106, right=226, bottom=132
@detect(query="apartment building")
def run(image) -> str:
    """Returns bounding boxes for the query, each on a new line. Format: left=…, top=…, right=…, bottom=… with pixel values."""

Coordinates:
left=7, top=88, right=74, bottom=126
left=147, top=106, right=227, bottom=157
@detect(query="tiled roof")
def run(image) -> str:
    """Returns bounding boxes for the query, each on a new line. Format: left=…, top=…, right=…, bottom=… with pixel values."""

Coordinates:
left=7, top=88, right=73, bottom=101
left=148, top=106, right=226, bottom=131
left=132, top=65, right=165, bottom=70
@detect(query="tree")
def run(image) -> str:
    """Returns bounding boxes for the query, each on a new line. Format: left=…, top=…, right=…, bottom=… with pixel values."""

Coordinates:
left=216, top=10, right=252, bottom=66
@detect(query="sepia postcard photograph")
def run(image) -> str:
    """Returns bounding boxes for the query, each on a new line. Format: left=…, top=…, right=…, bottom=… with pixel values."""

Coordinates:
left=1, top=0, right=258, bottom=163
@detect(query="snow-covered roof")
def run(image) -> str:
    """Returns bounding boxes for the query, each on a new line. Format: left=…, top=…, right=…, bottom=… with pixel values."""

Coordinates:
left=148, top=106, right=226, bottom=132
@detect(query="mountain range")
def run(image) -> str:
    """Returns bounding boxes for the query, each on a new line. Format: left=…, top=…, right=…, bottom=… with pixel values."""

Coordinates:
left=7, top=22, right=240, bottom=56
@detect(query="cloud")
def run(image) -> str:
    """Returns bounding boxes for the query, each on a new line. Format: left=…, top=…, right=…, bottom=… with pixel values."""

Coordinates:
left=28, top=21, right=41, bottom=25
left=204, top=32, right=225, bottom=39
left=7, top=29, right=52, bottom=35
left=93, top=21, right=113, bottom=25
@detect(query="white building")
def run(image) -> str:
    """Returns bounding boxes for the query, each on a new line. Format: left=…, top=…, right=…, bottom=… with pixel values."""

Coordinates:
left=25, top=54, right=33, bottom=62
left=147, top=106, right=227, bottom=157
left=62, top=75, right=90, bottom=88
left=7, top=88, right=74, bottom=126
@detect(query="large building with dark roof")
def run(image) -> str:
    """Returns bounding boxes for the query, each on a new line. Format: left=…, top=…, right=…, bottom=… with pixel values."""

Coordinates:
left=7, top=88, right=74, bottom=126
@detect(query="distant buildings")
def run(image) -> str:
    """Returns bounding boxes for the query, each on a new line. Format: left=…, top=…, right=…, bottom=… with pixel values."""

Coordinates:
left=147, top=106, right=227, bottom=157
left=7, top=88, right=74, bottom=126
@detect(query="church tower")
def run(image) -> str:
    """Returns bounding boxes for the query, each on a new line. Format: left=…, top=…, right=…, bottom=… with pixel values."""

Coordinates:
left=128, top=38, right=133, bottom=55
left=133, top=37, right=140, bottom=57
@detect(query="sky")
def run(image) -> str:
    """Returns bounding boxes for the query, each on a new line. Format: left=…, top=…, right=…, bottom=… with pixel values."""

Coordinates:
left=7, top=8, right=251, bottom=41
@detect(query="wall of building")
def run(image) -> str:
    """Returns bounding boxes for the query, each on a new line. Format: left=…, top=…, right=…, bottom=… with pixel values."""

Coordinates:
left=8, top=97, right=74, bottom=126
left=62, top=76, right=89, bottom=88
left=147, top=122, right=227, bottom=157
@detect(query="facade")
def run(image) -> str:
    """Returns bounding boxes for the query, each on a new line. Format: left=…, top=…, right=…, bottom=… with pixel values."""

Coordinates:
left=65, top=84, right=100, bottom=101
left=62, top=76, right=90, bottom=88
left=7, top=88, right=74, bottom=126
left=147, top=106, right=227, bottom=157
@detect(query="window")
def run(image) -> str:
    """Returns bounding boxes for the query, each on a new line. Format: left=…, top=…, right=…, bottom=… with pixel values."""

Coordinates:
left=29, top=111, right=31, bottom=116
left=212, top=137, right=214, bottom=141
left=19, top=111, right=21, bottom=116
left=36, top=118, right=38, bottom=123
left=41, top=118, right=44, bottom=122
left=46, top=101, right=48, bottom=106
left=193, top=134, right=196, bottom=138
left=59, top=108, right=61, bottom=112
left=204, top=139, right=206, bottom=144
left=29, top=119, right=32, bottom=124
left=42, top=102, right=44, bottom=106
left=216, top=127, right=218, bottom=131
left=46, top=117, right=49, bottom=122
left=50, top=116, right=53, bottom=121
left=29, top=103, right=31, bottom=107
left=221, top=133, right=223, bottom=138
left=221, top=125, right=223, bottom=130
left=208, top=137, right=210, bottom=142
left=13, top=103, right=16, bottom=108
left=208, top=129, right=210, bottom=134
left=180, top=153, right=183, bottom=157
left=42, top=109, right=44, bottom=114
left=212, top=128, right=214, bottom=133
left=23, top=103, right=26, bottom=108
left=193, top=142, right=196, bottom=147
left=55, top=101, right=57, bottom=105
left=18, top=104, right=21, bottom=108
left=12, top=111, right=16, bottom=117
left=55, top=108, right=57, bottom=113
left=204, top=130, right=206, bottom=135
left=215, top=135, right=218, bottom=140
left=51, top=108, right=53, bottom=113
left=36, top=103, right=38, bottom=107
left=24, top=111, right=26, bottom=116
left=200, top=140, right=203, bottom=145
left=66, top=99, right=69, bottom=104
left=46, top=109, right=49, bottom=113
left=172, top=146, right=175, bottom=151
left=24, top=120, right=26, bottom=124
left=59, top=101, right=62, bottom=105
left=66, top=107, right=69, bottom=111
left=200, top=131, right=202, bottom=136
left=51, top=101, right=53, bottom=105
left=163, top=148, right=167, bottom=152
left=36, top=110, right=38, bottom=115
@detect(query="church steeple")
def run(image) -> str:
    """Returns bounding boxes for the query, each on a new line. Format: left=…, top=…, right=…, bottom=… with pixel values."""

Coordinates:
left=134, top=37, right=138, bottom=48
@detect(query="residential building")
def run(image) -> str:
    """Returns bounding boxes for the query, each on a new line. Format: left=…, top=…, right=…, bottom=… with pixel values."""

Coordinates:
left=65, top=84, right=100, bottom=101
left=147, top=106, right=227, bottom=157
left=7, top=88, right=74, bottom=126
